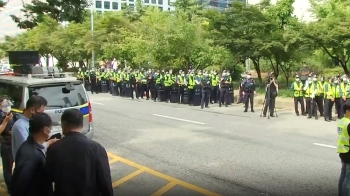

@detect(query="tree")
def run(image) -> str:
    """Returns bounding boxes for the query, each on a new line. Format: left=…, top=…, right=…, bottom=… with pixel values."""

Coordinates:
left=302, top=0, right=350, bottom=75
left=11, top=0, right=91, bottom=29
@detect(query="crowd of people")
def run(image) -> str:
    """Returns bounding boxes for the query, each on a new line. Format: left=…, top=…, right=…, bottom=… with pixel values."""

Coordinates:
left=0, top=96, right=113, bottom=196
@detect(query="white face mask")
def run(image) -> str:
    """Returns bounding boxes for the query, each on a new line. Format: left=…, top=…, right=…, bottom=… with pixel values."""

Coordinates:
left=204, top=73, right=208, bottom=76
left=1, top=100, right=12, bottom=113
left=313, top=78, right=317, bottom=81
left=308, top=78, right=312, bottom=81
left=246, top=75, right=251, bottom=79
left=296, top=78, right=299, bottom=81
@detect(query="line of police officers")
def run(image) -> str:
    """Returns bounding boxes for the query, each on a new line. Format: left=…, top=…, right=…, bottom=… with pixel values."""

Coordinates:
left=77, top=68, right=256, bottom=109
left=291, top=74, right=349, bottom=122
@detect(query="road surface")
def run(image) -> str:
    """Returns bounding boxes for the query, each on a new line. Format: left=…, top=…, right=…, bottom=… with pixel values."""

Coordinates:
left=0, top=93, right=340, bottom=196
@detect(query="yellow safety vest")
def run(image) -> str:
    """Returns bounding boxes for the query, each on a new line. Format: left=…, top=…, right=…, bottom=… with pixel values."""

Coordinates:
left=316, top=81, right=324, bottom=96
left=212, top=76, right=218, bottom=86
left=188, top=76, right=195, bottom=89
left=323, top=83, right=334, bottom=99
left=346, top=84, right=350, bottom=99
left=335, top=85, right=342, bottom=98
left=304, top=83, right=316, bottom=98
left=337, top=118, right=350, bottom=153
left=293, top=81, right=303, bottom=97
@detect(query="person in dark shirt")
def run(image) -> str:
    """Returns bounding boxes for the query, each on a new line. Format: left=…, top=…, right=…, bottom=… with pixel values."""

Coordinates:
left=11, top=113, right=55, bottom=196
left=45, top=109, right=113, bottom=196
left=0, top=106, right=14, bottom=194
left=263, top=74, right=279, bottom=117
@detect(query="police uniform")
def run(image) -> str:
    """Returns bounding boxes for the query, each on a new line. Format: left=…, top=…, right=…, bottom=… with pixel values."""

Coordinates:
left=89, top=70, right=98, bottom=94
left=324, top=77, right=335, bottom=121
left=200, top=73, right=211, bottom=109
left=304, top=75, right=318, bottom=119
left=337, top=117, right=350, bottom=196
left=291, top=75, right=305, bottom=116
left=242, top=74, right=255, bottom=112
left=219, top=73, right=229, bottom=107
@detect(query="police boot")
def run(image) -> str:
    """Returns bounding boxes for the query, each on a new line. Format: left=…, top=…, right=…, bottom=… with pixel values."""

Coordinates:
left=244, top=108, right=247, bottom=112
left=251, top=109, right=255, bottom=112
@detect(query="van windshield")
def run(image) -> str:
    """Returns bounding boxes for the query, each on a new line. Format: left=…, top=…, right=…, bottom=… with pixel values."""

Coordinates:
left=28, top=84, right=87, bottom=109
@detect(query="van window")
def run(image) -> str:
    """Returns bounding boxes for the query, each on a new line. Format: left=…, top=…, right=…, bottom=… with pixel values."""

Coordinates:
left=28, top=84, right=87, bottom=110
left=0, top=82, right=23, bottom=109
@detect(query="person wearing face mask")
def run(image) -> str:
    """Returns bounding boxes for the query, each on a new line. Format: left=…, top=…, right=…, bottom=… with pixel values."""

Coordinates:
left=0, top=98, right=14, bottom=194
left=335, top=78, right=344, bottom=119
left=154, top=70, right=163, bottom=102
left=324, top=76, right=335, bottom=122
left=89, top=68, right=98, bottom=94
left=242, top=72, right=256, bottom=112
left=219, top=71, right=229, bottom=107
left=262, top=73, right=279, bottom=117
left=340, top=76, right=349, bottom=118
left=187, top=71, right=196, bottom=105
left=303, top=74, right=316, bottom=119
left=290, top=75, right=306, bottom=116
left=115, top=69, right=123, bottom=96
left=314, top=75, right=325, bottom=117
left=200, top=71, right=211, bottom=109
left=163, top=71, right=173, bottom=103
left=210, top=71, right=220, bottom=104
left=11, top=112, right=56, bottom=196
left=176, top=71, right=187, bottom=104
left=12, top=96, right=58, bottom=161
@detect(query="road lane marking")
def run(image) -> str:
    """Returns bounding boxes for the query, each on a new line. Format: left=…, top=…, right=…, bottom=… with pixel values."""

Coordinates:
left=151, top=181, right=177, bottom=196
left=90, top=101, right=104, bottom=105
left=107, top=152, right=221, bottom=196
left=152, top=114, right=206, bottom=125
left=313, top=143, right=336, bottom=149
left=112, top=169, right=144, bottom=187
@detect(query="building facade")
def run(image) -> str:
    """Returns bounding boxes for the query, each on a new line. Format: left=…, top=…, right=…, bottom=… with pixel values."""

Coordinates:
left=93, top=0, right=176, bottom=12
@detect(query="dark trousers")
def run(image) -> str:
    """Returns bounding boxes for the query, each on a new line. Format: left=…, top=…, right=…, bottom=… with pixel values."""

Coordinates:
left=263, top=94, right=276, bottom=115
left=146, top=84, right=151, bottom=99
left=305, top=97, right=317, bottom=117
left=164, top=86, right=171, bottom=101
left=116, top=82, right=123, bottom=95
left=210, top=86, right=218, bottom=103
left=294, top=97, right=305, bottom=115
left=90, top=81, right=98, bottom=94
left=188, top=89, right=194, bottom=104
left=178, top=86, right=184, bottom=103
left=136, top=82, right=142, bottom=98
left=150, top=83, right=156, bottom=99
left=238, top=87, right=244, bottom=103
left=201, top=89, right=210, bottom=107
left=324, top=99, right=334, bottom=120
left=219, top=88, right=229, bottom=106
left=315, top=96, right=324, bottom=116
left=340, top=98, right=347, bottom=118
left=335, top=98, right=342, bottom=118
left=1, top=144, right=13, bottom=192
left=244, top=92, right=254, bottom=110
left=154, top=84, right=160, bottom=101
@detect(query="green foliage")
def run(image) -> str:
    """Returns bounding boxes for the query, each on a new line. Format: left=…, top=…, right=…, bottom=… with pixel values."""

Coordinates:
left=1, top=0, right=349, bottom=86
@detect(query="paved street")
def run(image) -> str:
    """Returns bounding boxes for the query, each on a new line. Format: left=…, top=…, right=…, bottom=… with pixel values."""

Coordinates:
left=0, top=93, right=340, bottom=196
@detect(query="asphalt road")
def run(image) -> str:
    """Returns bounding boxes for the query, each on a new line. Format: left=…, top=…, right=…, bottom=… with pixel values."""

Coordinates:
left=0, top=93, right=340, bottom=196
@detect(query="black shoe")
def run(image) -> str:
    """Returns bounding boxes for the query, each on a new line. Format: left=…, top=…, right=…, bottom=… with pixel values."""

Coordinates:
left=296, top=113, right=300, bottom=116
left=219, top=105, right=222, bottom=107
left=154, top=99, right=156, bottom=102
left=315, top=116, right=318, bottom=120
left=146, top=98, right=149, bottom=100
left=244, top=109, right=247, bottom=112
left=201, top=106, right=204, bottom=109
left=205, top=106, right=209, bottom=108
left=307, top=116, right=312, bottom=119
left=263, top=114, right=266, bottom=117
left=270, top=115, right=275, bottom=117
left=302, top=113, right=307, bottom=116
left=251, top=109, right=255, bottom=113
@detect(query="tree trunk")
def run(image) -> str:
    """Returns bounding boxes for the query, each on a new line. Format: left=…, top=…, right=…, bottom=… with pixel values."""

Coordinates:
left=285, top=76, right=289, bottom=87
left=252, top=58, right=262, bottom=84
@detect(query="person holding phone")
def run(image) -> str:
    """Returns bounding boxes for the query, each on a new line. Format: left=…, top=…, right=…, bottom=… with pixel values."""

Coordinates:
left=0, top=98, right=14, bottom=194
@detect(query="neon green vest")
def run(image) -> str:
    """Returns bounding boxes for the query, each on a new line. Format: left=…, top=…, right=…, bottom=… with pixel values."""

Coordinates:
left=293, top=81, right=303, bottom=97
left=337, top=118, right=350, bottom=153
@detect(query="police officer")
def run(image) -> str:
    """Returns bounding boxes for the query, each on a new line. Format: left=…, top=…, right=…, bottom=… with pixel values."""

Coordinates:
left=219, top=71, right=229, bottom=107
left=304, top=74, right=318, bottom=119
left=263, top=74, right=278, bottom=117
left=242, top=72, right=256, bottom=112
left=324, top=76, right=335, bottom=122
left=177, top=70, right=186, bottom=104
left=146, top=69, right=153, bottom=100
left=200, top=71, right=211, bottom=109
left=187, top=70, right=196, bottom=105
left=336, top=100, right=350, bottom=196
left=89, top=68, right=98, bottom=94
left=163, top=71, right=173, bottom=103
left=210, top=71, right=219, bottom=104
left=291, top=75, right=306, bottom=116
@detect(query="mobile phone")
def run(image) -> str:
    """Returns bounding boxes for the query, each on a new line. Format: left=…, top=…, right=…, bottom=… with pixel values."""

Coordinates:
left=6, top=112, right=12, bottom=116
left=49, top=133, right=62, bottom=140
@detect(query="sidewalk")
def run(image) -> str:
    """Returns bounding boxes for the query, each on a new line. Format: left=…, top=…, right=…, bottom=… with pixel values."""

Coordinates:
left=233, top=90, right=294, bottom=111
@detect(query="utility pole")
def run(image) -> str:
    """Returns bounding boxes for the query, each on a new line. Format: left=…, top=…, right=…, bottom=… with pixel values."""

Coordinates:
left=90, top=1, right=95, bottom=69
